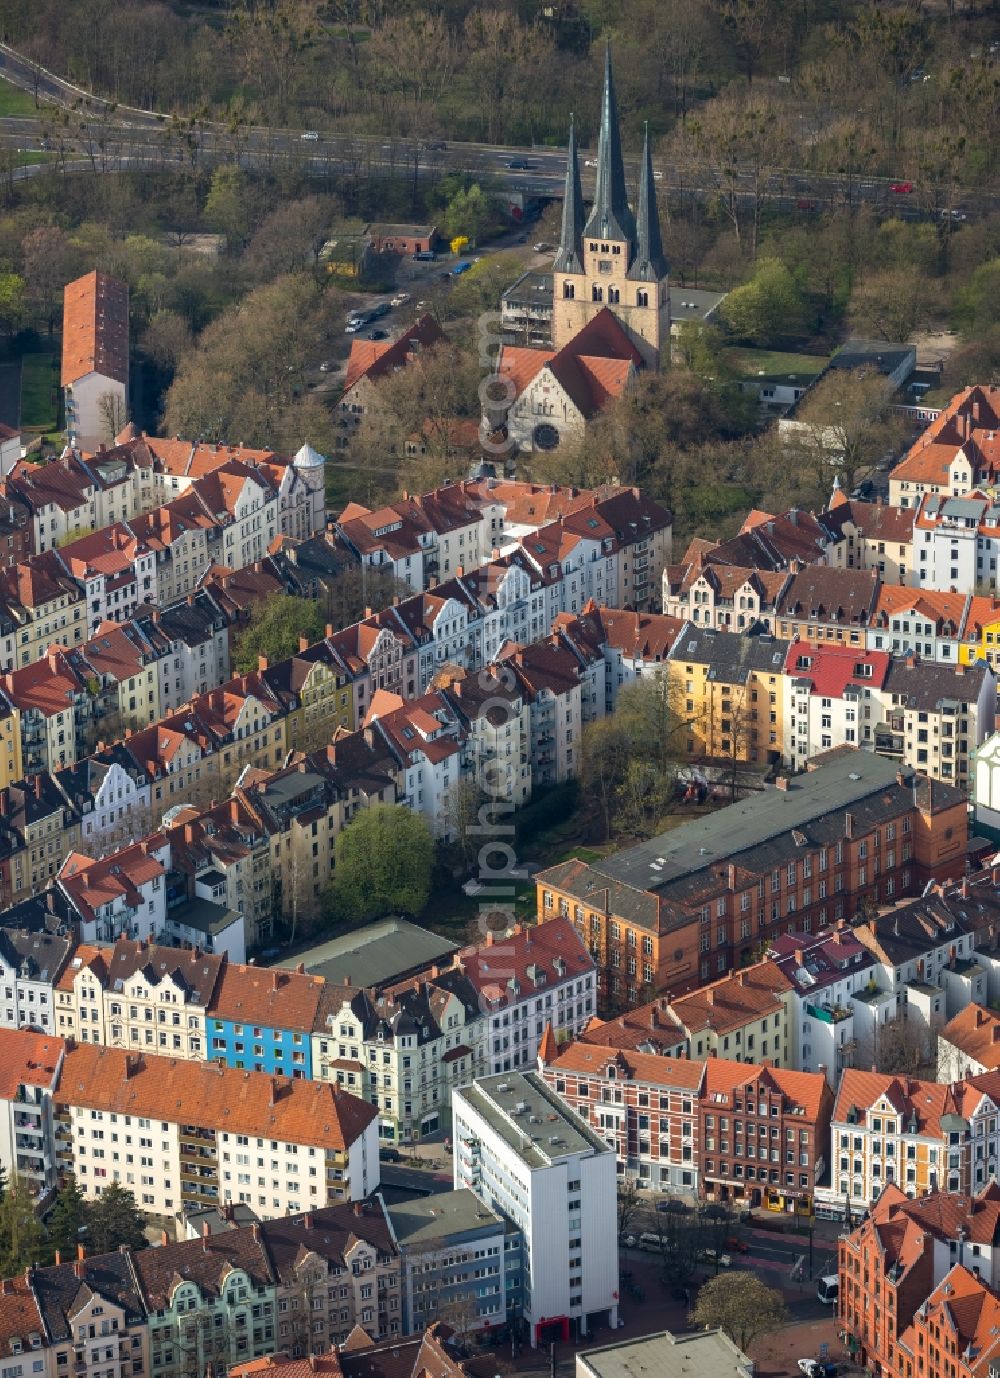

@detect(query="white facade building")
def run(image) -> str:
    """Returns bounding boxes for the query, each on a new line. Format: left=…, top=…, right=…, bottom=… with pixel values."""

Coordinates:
left=453, top=1071, right=618, bottom=1346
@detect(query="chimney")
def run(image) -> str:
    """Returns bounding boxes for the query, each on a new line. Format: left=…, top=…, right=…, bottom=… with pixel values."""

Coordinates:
left=353, top=1201, right=364, bottom=1217
left=77, top=1243, right=86, bottom=1261
left=202, top=1221, right=211, bottom=1238
left=794, top=948, right=806, bottom=966
left=962, top=878, right=969, bottom=898
left=296, top=963, right=305, bottom=975
left=258, top=654, right=268, bottom=672
left=303, top=1211, right=312, bottom=1229
left=486, top=931, right=495, bottom=947
left=298, top=636, right=309, bottom=652
left=325, top=624, right=334, bottom=638
left=364, top=606, right=372, bottom=618
left=774, top=777, right=789, bottom=792
left=54, top=1251, right=61, bottom=1266
left=73, top=1259, right=84, bottom=1279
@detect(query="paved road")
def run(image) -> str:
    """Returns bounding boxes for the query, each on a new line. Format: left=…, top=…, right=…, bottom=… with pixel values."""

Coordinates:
left=0, top=41, right=989, bottom=222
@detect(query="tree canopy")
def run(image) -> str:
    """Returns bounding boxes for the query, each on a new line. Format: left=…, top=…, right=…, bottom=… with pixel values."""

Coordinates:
left=233, top=596, right=327, bottom=674
left=689, top=1271, right=789, bottom=1355
left=326, top=804, right=435, bottom=925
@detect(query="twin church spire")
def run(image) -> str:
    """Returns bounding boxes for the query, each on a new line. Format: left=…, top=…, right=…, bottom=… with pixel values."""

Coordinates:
left=555, top=45, right=668, bottom=284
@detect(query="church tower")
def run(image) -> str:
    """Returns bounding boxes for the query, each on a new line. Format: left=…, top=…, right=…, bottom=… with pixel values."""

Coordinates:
left=551, top=48, right=671, bottom=371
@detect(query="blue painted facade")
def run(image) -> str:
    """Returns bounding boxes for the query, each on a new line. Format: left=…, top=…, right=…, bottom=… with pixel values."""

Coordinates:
left=207, top=1018, right=312, bottom=1078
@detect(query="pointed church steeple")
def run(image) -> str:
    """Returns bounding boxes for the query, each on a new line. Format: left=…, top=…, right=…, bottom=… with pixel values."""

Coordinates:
left=583, top=44, right=633, bottom=245
left=554, top=114, right=585, bottom=274
left=627, top=122, right=669, bottom=283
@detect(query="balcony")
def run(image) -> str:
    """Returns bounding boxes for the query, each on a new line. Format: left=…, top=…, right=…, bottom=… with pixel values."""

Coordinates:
left=805, top=1002, right=852, bottom=1025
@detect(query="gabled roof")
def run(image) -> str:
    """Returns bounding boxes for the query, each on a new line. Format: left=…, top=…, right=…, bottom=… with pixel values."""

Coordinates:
left=547, top=1039, right=706, bottom=1091
left=342, top=315, right=446, bottom=395
left=61, top=271, right=129, bottom=388
left=449, top=916, right=595, bottom=1010
left=55, top=1043, right=378, bottom=1151
left=784, top=640, right=891, bottom=696
left=940, top=1004, right=1000, bottom=1071
left=208, top=962, right=326, bottom=1031
left=0, top=1027, right=63, bottom=1100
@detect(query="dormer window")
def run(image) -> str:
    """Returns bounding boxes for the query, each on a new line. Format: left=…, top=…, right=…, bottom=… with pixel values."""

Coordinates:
left=607, top=1064, right=616, bottom=1078
left=563, top=282, right=575, bottom=300
left=636, top=290, right=649, bottom=308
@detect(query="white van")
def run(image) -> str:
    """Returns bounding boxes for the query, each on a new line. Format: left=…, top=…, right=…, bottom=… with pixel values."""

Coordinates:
left=817, top=1274, right=839, bottom=1304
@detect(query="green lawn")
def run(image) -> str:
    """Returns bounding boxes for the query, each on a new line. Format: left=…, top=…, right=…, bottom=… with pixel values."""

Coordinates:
left=20, top=352, right=59, bottom=432
left=722, top=346, right=830, bottom=386
left=0, top=79, right=38, bottom=119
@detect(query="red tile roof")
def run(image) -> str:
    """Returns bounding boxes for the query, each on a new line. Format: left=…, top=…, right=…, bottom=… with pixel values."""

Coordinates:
left=940, top=1004, right=1000, bottom=1071
left=343, top=315, right=447, bottom=395
left=449, top=916, right=594, bottom=1009
left=61, top=271, right=129, bottom=387
left=547, top=1039, right=706, bottom=1090
left=784, top=640, right=892, bottom=696
left=55, top=1043, right=377, bottom=1151
left=208, top=962, right=327, bottom=1031
left=0, top=1028, right=63, bottom=1100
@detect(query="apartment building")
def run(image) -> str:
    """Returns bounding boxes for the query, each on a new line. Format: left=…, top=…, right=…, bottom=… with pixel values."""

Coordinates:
left=665, top=626, right=790, bottom=767
left=890, top=386, right=1000, bottom=509
left=0, top=929, right=73, bottom=1033
left=852, top=886, right=991, bottom=1045
left=387, top=1189, right=513, bottom=1335
left=453, top=1071, right=619, bottom=1346
left=839, top=1183, right=1000, bottom=1378
left=312, top=973, right=480, bottom=1146
left=831, top=1066, right=1000, bottom=1206
left=824, top=488, right=915, bottom=584
left=57, top=839, right=170, bottom=945
left=0, top=1028, right=64, bottom=1197
left=207, top=964, right=325, bottom=1080
left=540, top=1037, right=706, bottom=1193
left=696, top=1058, right=833, bottom=1215
left=768, top=926, right=881, bottom=1086
left=773, top=565, right=880, bottom=645
left=0, top=774, right=81, bottom=904
left=253, top=1201, right=401, bottom=1351
left=49, top=1040, right=379, bottom=1220
left=61, top=271, right=129, bottom=452
left=133, top=1227, right=276, bottom=1378
left=662, top=562, right=789, bottom=633
left=661, top=962, right=793, bottom=1065
left=866, top=586, right=969, bottom=662
left=537, top=750, right=968, bottom=1003
left=52, top=940, right=224, bottom=1059
left=938, top=1005, right=1000, bottom=1081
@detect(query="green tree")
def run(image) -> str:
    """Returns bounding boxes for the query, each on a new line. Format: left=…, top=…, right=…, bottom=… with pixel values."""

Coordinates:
left=204, top=166, right=260, bottom=255
left=442, top=184, right=496, bottom=245
left=84, top=1182, right=147, bottom=1255
left=689, top=1271, right=788, bottom=1354
left=233, top=595, right=326, bottom=674
left=0, top=1175, right=43, bottom=1276
left=327, top=804, right=434, bottom=924
left=0, top=273, right=25, bottom=339
left=46, top=1175, right=85, bottom=1261
left=847, top=268, right=941, bottom=343
left=719, top=258, right=805, bottom=347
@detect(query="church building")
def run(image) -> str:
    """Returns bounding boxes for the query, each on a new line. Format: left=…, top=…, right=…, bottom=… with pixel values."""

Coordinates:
left=495, top=48, right=670, bottom=454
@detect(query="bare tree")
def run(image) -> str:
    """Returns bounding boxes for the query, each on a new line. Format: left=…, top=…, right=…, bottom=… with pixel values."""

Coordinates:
left=97, top=390, right=127, bottom=444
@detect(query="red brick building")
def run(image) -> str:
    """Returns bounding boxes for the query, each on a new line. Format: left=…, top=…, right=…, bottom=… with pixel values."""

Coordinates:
left=539, top=1036, right=832, bottom=1213
left=697, top=1059, right=833, bottom=1214
left=537, top=749, right=967, bottom=1004
left=839, top=1182, right=1000, bottom=1378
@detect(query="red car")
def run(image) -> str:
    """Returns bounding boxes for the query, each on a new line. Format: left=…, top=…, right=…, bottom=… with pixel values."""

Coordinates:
left=795, top=198, right=817, bottom=211
left=890, top=181, right=915, bottom=193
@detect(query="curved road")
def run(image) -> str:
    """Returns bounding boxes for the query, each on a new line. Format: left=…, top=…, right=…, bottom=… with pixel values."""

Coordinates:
left=0, top=41, right=988, bottom=223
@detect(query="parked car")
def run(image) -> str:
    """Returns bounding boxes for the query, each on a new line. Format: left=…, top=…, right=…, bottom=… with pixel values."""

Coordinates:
left=300, top=130, right=319, bottom=140
left=724, top=1236, right=749, bottom=1253
left=656, top=1199, right=690, bottom=1214
left=506, top=158, right=530, bottom=170
left=380, top=1148, right=401, bottom=1163
left=796, top=198, right=818, bottom=211
left=700, top=1249, right=732, bottom=1267
left=367, top=329, right=388, bottom=340
left=533, top=241, right=552, bottom=252
left=798, top=1362, right=836, bottom=1378
left=890, top=181, right=915, bottom=193
left=370, top=301, right=391, bottom=318
left=425, top=140, right=446, bottom=151
left=390, top=292, right=411, bottom=306
left=344, top=317, right=369, bottom=334
left=412, top=250, right=436, bottom=261
left=451, top=260, right=473, bottom=275
left=941, top=207, right=968, bottom=221
left=318, top=361, right=332, bottom=372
